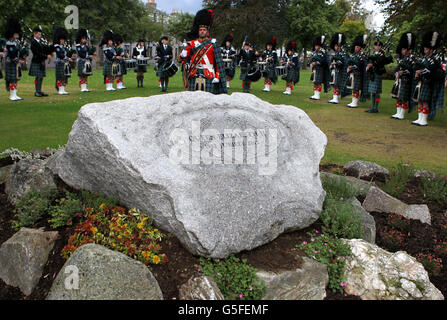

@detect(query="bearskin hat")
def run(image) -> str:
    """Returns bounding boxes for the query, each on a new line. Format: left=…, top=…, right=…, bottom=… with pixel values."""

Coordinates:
left=187, top=9, right=214, bottom=40
left=33, top=26, right=42, bottom=33
left=266, top=36, right=277, bottom=50
left=351, top=34, right=368, bottom=53
left=75, top=29, right=88, bottom=44
left=100, top=30, right=114, bottom=46
left=422, top=31, right=442, bottom=50
left=286, top=40, right=297, bottom=53
left=396, top=32, right=416, bottom=54
left=4, top=18, right=22, bottom=39
left=221, top=33, right=234, bottom=47
left=52, top=27, right=68, bottom=44
left=313, top=35, right=326, bottom=48
left=113, top=33, right=124, bottom=45
left=330, top=33, right=346, bottom=50
left=137, top=39, right=145, bottom=44
left=374, top=36, right=383, bottom=47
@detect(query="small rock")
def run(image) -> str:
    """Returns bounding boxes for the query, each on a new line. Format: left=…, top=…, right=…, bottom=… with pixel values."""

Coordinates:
left=30, top=148, right=56, bottom=159
left=348, top=198, right=376, bottom=243
left=179, top=276, right=225, bottom=300
left=414, top=170, right=436, bottom=180
left=0, top=228, right=59, bottom=296
left=0, top=165, right=13, bottom=185
left=46, top=244, right=163, bottom=300
left=362, top=186, right=431, bottom=225
left=320, top=172, right=376, bottom=197
left=256, top=257, right=328, bottom=300
left=344, top=160, right=389, bottom=181
left=342, top=239, right=444, bottom=300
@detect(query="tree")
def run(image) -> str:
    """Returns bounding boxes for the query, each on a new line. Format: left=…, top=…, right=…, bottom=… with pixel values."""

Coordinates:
left=167, top=12, right=194, bottom=42
left=338, top=18, right=368, bottom=44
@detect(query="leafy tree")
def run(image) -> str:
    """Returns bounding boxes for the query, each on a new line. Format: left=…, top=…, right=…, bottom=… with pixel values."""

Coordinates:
left=167, top=12, right=194, bottom=42
left=338, top=18, right=368, bottom=44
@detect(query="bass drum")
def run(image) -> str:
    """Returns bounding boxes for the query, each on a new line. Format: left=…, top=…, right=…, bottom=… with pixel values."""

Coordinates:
left=247, top=66, right=262, bottom=82
left=163, top=61, right=179, bottom=77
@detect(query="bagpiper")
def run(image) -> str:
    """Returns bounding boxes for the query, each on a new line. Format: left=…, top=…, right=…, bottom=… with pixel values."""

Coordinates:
left=310, top=35, right=330, bottom=100
left=328, top=33, right=347, bottom=104
left=53, top=27, right=72, bottom=95
left=238, top=39, right=257, bottom=93
left=281, top=40, right=300, bottom=95
left=76, top=29, right=95, bottom=92
left=133, top=39, right=148, bottom=88
left=3, top=18, right=27, bottom=101
left=114, top=33, right=127, bottom=90
left=364, top=39, right=394, bottom=113
left=179, top=9, right=227, bottom=94
left=0, top=37, right=5, bottom=82
left=220, top=33, right=237, bottom=89
left=29, top=26, right=53, bottom=97
left=101, top=30, right=118, bottom=91
left=156, top=36, right=173, bottom=92
left=346, top=35, right=368, bottom=108
left=391, top=32, right=417, bottom=120
left=412, top=31, right=444, bottom=126
left=260, top=36, right=279, bottom=92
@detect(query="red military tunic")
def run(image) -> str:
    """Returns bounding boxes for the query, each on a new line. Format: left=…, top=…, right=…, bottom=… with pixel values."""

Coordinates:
left=180, top=38, right=221, bottom=80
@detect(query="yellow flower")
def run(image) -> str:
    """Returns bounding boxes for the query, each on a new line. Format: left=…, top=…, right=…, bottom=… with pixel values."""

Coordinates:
left=117, top=235, right=122, bottom=239
left=99, top=203, right=105, bottom=209
left=154, top=229, right=158, bottom=233
left=152, top=255, right=161, bottom=264
left=137, top=222, right=144, bottom=230
left=142, top=251, right=151, bottom=260
left=90, top=227, right=98, bottom=234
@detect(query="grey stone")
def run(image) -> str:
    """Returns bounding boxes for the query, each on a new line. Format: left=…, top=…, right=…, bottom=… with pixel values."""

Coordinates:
left=320, top=172, right=376, bottom=197
left=54, top=92, right=327, bottom=258
left=362, top=186, right=431, bottom=225
left=342, top=239, right=444, bottom=300
left=344, top=160, right=389, bottom=180
left=414, top=170, right=436, bottom=180
left=0, top=165, right=13, bottom=185
left=0, top=228, right=59, bottom=296
left=5, top=158, right=57, bottom=205
left=348, top=198, right=376, bottom=243
left=179, top=276, right=225, bottom=300
left=46, top=244, right=163, bottom=300
left=256, top=257, right=328, bottom=300
left=30, top=148, right=56, bottom=159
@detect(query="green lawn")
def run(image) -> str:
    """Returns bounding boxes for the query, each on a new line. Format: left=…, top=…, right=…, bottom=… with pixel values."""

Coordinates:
left=1, top=68, right=446, bottom=174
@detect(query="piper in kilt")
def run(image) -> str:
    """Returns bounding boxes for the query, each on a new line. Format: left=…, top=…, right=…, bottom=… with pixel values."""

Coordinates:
left=156, top=36, right=174, bottom=92
left=412, top=31, right=445, bottom=127
left=220, top=33, right=236, bottom=89
left=53, top=27, right=72, bottom=95
left=29, top=26, right=53, bottom=97
left=114, top=34, right=127, bottom=90
left=391, top=32, right=418, bottom=120
left=76, top=29, right=95, bottom=92
left=310, top=36, right=330, bottom=100
left=133, top=39, right=148, bottom=88
left=260, top=36, right=279, bottom=92
left=346, top=35, right=368, bottom=108
left=101, top=30, right=117, bottom=91
left=179, top=9, right=227, bottom=94
left=365, top=39, right=393, bottom=113
left=328, top=33, right=347, bottom=104
left=0, top=38, right=5, bottom=81
left=238, top=40, right=257, bottom=93
left=3, top=18, right=26, bottom=101
left=281, top=40, right=300, bottom=95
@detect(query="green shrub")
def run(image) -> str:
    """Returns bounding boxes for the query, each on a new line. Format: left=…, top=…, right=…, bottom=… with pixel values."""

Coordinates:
left=79, top=190, right=117, bottom=211
left=381, top=163, right=414, bottom=198
left=198, top=256, right=266, bottom=300
left=320, top=199, right=364, bottom=239
left=48, top=191, right=83, bottom=228
left=322, top=175, right=358, bottom=201
left=12, top=186, right=59, bottom=230
left=298, top=231, right=351, bottom=293
left=419, top=176, right=447, bottom=206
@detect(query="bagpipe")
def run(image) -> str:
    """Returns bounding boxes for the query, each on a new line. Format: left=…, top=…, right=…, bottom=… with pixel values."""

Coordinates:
left=84, top=30, right=95, bottom=76
left=329, top=48, right=347, bottom=85
left=367, top=35, right=394, bottom=82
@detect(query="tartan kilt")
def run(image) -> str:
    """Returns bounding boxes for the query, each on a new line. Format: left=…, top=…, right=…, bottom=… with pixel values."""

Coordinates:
left=103, top=61, right=113, bottom=77
left=135, top=65, right=147, bottom=73
left=334, top=68, right=344, bottom=87
left=283, top=68, right=300, bottom=84
left=5, top=61, right=20, bottom=82
left=398, top=76, right=412, bottom=101
left=156, top=61, right=167, bottom=78
left=368, top=73, right=382, bottom=94
left=225, top=67, right=235, bottom=79
left=55, top=62, right=69, bottom=81
left=120, top=60, right=127, bottom=75
left=419, top=80, right=432, bottom=103
left=77, top=60, right=92, bottom=77
left=240, top=67, right=249, bottom=81
left=263, top=66, right=278, bottom=83
left=29, top=62, right=46, bottom=77
left=352, top=70, right=363, bottom=91
left=313, top=66, right=324, bottom=84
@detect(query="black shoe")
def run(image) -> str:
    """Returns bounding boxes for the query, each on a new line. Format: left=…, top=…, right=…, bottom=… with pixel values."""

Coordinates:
left=35, top=92, right=43, bottom=97
left=365, top=109, right=378, bottom=113
left=40, top=92, right=48, bottom=97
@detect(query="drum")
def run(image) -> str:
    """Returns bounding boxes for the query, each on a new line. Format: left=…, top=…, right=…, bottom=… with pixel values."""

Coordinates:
left=247, top=66, right=262, bottom=82
left=346, top=72, right=354, bottom=90
left=83, top=60, right=93, bottom=76
left=112, top=61, right=121, bottom=77
left=64, top=61, right=72, bottom=77
left=125, top=59, right=137, bottom=70
left=257, top=61, right=268, bottom=72
left=275, top=66, right=287, bottom=77
left=223, top=59, right=233, bottom=69
left=137, top=57, right=150, bottom=66
left=163, top=61, right=179, bottom=77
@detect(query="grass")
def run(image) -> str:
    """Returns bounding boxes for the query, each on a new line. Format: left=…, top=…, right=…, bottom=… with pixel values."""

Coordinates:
left=1, top=68, right=447, bottom=174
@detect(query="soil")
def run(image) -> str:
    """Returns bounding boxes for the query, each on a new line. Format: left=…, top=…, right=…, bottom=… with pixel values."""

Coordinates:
left=0, top=163, right=445, bottom=300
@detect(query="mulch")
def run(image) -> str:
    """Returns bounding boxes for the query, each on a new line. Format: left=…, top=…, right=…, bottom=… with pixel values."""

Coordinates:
left=0, top=162, right=445, bottom=300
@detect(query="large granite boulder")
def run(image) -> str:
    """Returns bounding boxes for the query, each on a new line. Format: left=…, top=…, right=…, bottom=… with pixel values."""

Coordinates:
left=256, top=257, right=328, bottom=300
left=344, top=160, right=389, bottom=181
left=54, top=92, right=327, bottom=258
left=179, top=276, right=225, bottom=300
left=342, top=239, right=444, bottom=300
left=362, top=186, right=431, bottom=225
left=46, top=244, right=163, bottom=300
left=0, top=228, right=59, bottom=296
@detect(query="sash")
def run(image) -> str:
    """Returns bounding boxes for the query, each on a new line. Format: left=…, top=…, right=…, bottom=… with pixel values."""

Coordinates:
left=188, top=40, right=213, bottom=80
